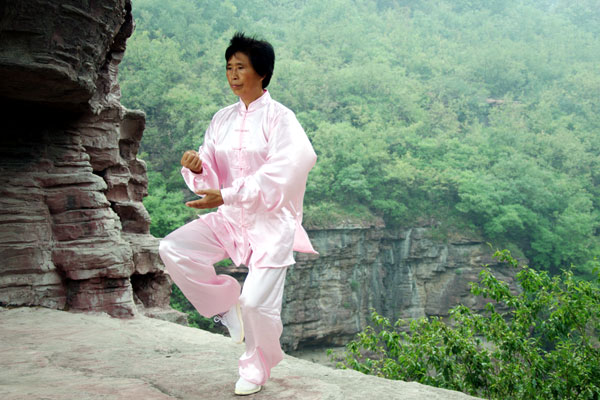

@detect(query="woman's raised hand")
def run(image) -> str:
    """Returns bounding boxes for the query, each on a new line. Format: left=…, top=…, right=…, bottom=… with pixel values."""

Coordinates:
left=181, top=150, right=203, bottom=173
left=186, top=189, right=224, bottom=209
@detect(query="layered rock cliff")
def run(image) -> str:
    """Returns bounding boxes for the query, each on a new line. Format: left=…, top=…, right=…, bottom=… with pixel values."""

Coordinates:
left=0, top=0, right=177, bottom=321
left=279, top=221, right=518, bottom=351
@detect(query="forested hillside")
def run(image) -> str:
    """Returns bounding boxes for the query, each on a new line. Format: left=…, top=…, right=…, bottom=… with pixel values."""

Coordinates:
left=120, top=0, right=600, bottom=276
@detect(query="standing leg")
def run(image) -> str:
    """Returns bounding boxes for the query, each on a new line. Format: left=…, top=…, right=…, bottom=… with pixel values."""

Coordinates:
left=237, top=266, right=288, bottom=386
left=158, top=218, right=241, bottom=317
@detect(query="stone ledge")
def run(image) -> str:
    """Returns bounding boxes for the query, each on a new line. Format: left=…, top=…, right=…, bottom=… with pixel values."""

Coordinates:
left=0, top=306, right=481, bottom=400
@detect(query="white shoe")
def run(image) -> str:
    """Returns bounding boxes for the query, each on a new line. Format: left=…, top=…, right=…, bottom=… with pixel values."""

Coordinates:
left=235, top=377, right=262, bottom=396
left=214, top=303, right=244, bottom=344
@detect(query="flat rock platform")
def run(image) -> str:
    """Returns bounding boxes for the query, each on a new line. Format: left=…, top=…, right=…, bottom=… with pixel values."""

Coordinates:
left=0, top=307, right=481, bottom=400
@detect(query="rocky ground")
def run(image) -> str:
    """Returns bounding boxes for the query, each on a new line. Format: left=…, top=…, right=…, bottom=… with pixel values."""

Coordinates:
left=0, top=307, right=481, bottom=400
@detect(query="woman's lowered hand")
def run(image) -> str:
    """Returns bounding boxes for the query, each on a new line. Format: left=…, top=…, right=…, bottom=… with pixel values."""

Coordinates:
left=185, top=189, right=224, bottom=209
left=181, top=150, right=203, bottom=173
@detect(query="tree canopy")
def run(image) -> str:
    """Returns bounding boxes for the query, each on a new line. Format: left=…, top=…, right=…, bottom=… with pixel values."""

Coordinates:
left=120, top=0, right=600, bottom=275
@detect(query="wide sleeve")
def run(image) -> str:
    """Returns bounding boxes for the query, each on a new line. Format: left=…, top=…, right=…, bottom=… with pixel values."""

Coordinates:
left=220, top=111, right=316, bottom=213
left=181, top=116, right=221, bottom=193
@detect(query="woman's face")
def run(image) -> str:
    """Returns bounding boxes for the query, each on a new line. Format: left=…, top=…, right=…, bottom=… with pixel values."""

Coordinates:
left=226, top=52, right=264, bottom=106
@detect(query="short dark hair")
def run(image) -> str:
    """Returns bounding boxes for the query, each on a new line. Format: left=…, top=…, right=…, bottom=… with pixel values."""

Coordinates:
left=225, top=32, right=275, bottom=89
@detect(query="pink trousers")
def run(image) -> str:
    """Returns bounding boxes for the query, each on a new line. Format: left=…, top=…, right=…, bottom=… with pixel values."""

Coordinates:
left=158, top=217, right=287, bottom=386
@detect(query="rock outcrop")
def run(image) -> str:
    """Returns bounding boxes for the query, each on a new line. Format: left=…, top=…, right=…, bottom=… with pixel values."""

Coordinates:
left=0, top=0, right=128, bottom=110
left=0, top=0, right=179, bottom=321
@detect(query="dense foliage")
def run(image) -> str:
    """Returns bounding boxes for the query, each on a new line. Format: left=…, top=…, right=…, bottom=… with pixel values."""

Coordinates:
left=333, top=250, right=600, bottom=399
left=120, top=0, right=600, bottom=274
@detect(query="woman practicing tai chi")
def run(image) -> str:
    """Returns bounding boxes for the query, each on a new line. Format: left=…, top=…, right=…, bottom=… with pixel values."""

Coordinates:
left=159, top=32, right=317, bottom=396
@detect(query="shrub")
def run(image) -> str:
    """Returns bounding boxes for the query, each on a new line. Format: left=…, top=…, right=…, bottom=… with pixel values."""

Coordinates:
left=333, top=250, right=600, bottom=399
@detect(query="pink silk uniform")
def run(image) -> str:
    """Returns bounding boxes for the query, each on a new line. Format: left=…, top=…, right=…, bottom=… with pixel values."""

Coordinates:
left=159, top=90, right=317, bottom=386
left=183, top=90, right=317, bottom=266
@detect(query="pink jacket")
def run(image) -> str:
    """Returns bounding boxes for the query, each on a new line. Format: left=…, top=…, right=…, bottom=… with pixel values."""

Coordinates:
left=181, top=91, right=318, bottom=267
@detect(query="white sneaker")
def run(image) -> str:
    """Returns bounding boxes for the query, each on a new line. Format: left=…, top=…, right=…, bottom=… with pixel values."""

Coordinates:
left=214, top=303, right=244, bottom=344
left=235, top=377, right=262, bottom=396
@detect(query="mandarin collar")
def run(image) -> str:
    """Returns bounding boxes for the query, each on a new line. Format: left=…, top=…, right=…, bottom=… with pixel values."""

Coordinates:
left=237, top=90, right=271, bottom=113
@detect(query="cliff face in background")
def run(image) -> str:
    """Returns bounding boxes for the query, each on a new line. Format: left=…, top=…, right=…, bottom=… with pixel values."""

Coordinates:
left=280, top=222, right=518, bottom=351
left=0, top=0, right=179, bottom=323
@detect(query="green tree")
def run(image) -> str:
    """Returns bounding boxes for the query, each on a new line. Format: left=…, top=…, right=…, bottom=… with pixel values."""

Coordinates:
left=334, top=250, right=600, bottom=399
left=143, top=171, right=196, bottom=238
